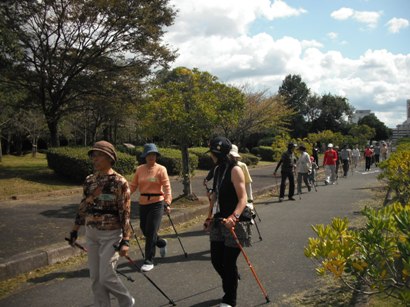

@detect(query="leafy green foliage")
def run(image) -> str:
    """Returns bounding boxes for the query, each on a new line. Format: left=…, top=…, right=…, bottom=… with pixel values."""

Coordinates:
left=305, top=140, right=410, bottom=304
left=46, top=147, right=135, bottom=183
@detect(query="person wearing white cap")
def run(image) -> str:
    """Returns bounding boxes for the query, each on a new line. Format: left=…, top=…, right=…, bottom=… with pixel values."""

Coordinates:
left=229, top=145, right=254, bottom=206
left=323, top=143, right=338, bottom=185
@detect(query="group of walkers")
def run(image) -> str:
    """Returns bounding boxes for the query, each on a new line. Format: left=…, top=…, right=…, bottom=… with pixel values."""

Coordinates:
left=65, top=138, right=389, bottom=306
left=273, top=141, right=389, bottom=199
left=67, top=137, right=256, bottom=307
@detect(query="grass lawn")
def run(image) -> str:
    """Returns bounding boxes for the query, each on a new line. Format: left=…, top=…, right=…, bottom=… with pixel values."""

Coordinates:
left=0, top=153, right=78, bottom=199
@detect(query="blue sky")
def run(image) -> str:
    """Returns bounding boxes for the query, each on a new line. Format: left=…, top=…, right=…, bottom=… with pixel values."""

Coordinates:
left=164, top=0, right=410, bottom=128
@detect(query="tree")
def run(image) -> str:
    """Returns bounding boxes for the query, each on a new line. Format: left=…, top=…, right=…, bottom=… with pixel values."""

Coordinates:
left=231, top=89, right=294, bottom=148
left=137, top=67, right=243, bottom=197
left=348, top=124, right=375, bottom=146
left=310, top=94, right=354, bottom=133
left=278, top=74, right=310, bottom=138
left=0, top=0, right=176, bottom=146
left=358, top=114, right=392, bottom=141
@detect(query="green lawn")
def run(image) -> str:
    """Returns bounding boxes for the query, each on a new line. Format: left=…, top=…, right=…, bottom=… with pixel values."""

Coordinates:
left=0, top=153, right=78, bottom=199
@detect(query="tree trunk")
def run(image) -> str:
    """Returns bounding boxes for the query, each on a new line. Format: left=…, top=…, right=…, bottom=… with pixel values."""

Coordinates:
left=181, top=144, right=198, bottom=200
left=48, top=120, right=60, bottom=147
left=0, top=129, right=3, bottom=162
left=31, top=136, right=38, bottom=157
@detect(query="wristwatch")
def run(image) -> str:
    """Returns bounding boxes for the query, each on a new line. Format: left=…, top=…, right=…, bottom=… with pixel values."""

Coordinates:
left=233, top=212, right=240, bottom=220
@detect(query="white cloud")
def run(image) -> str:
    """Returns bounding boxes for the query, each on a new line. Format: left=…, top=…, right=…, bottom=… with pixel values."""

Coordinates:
left=386, top=17, right=409, bottom=33
left=331, top=7, right=382, bottom=29
left=164, top=1, right=409, bottom=128
left=327, top=32, right=338, bottom=40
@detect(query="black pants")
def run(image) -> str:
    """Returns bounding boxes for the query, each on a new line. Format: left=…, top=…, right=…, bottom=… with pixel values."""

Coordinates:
left=342, top=159, right=349, bottom=176
left=139, top=201, right=166, bottom=263
left=211, top=241, right=241, bottom=306
left=365, top=157, right=372, bottom=171
left=280, top=171, right=294, bottom=198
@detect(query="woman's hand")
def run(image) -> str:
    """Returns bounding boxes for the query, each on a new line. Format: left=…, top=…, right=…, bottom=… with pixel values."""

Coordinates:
left=164, top=203, right=171, bottom=214
left=203, top=217, right=212, bottom=232
left=119, top=245, right=129, bottom=257
left=223, top=215, right=237, bottom=229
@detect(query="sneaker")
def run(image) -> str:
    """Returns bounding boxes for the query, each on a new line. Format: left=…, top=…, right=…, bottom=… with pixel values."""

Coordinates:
left=308, top=186, right=311, bottom=192
left=279, top=197, right=284, bottom=202
left=220, top=303, right=233, bottom=307
left=131, top=297, right=135, bottom=306
left=324, top=180, right=328, bottom=185
left=141, top=262, right=154, bottom=272
left=159, top=239, right=167, bottom=258
left=288, top=197, right=296, bottom=201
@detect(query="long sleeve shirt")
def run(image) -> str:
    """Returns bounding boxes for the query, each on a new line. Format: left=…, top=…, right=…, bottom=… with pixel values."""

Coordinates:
left=323, top=149, right=338, bottom=166
left=129, top=163, right=172, bottom=205
left=74, top=171, right=131, bottom=238
left=296, top=151, right=312, bottom=173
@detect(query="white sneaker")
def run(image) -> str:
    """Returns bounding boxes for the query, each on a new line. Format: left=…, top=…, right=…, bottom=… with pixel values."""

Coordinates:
left=131, top=297, right=135, bottom=306
left=159, top=239, right=167, bottom=258
left=141, top=263, right=154, bottom=272
left=220, top=303, right=232, bottom=307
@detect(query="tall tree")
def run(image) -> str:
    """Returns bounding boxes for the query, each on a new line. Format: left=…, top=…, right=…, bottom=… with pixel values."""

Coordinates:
left=310, top=94, right=354, bottom=133
left=0, top=0, right=175, bottom=146
left=278, top=74, right=310, bottom=137
left=231, top=89, right=294, bottom=148
left=137, top=67, right=243, bottom=197
left=358, top=114, right=392, bottom=141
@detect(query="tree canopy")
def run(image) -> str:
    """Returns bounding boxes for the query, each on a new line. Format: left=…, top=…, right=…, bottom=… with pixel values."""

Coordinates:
left=0, top=0, right=176, bottom=146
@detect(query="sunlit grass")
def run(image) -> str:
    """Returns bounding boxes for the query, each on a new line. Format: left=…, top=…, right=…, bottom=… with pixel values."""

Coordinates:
left=0, top=153, right=77, bottom=199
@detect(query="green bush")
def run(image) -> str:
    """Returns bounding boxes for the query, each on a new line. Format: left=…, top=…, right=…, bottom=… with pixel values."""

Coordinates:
left=240, top=153, right=260, bottom=166
left=257, top=146, right=275, bottom=161
left=189, top=147, right=213, bottom=170
left=46, top=147, right=135, bottom=183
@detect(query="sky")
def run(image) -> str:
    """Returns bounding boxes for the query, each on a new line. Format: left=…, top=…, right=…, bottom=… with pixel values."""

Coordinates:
left=163, top=0, right=410, bottom=128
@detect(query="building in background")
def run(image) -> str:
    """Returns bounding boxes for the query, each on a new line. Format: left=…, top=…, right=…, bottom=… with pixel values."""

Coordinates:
left=351, top=110, right=372, bottom=124
left=392, top=99, right=410, bottom=143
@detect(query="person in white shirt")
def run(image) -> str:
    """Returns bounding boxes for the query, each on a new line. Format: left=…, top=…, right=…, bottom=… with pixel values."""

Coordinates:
left=296, top=145, right=312, bottom=194
left=352, top=144, right=361, bottom=169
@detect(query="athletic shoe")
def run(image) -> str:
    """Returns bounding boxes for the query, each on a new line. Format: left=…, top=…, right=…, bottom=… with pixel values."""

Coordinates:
left=324, top=180, right=329, bottom=185
left=160, top=239, right=167, bottom=258
left=308, top=186, right=311, bottom=192
left=220, top=303, right=232, bottom=307
left=141, top=262, right=154, bottom=272
left=288, top=197, right=296, bottom=201
left=131, top=297, right=135, bottom=306
left=279, top=197, right=284, bottom=202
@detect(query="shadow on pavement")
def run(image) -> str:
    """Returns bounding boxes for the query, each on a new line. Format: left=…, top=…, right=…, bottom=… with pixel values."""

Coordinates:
left=27, top=268, right=89, bottom=284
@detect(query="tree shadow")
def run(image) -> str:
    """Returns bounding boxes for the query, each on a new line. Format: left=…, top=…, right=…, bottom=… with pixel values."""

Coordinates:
left=27, top=267, right=89, bottom=284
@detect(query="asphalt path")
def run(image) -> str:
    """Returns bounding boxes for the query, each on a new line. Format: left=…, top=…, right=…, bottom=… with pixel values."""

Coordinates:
left=0, top=164, right=277, bottom=260
left=0, top=168, right=382, bottom=306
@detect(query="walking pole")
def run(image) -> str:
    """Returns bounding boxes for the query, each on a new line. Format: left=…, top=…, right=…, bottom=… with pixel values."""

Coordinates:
left=253, top=217, right=263, bottom=241
left=227, top=226, right=270, bottom=303
left=113, top=245, right=177, bottom=306
left=129, top=223, right=145, bottom=259
left=252, top=205, right=262, bottom=222
left=65, top=238, right=135, bottom=282
left=166, top=213, right=188, bottom=258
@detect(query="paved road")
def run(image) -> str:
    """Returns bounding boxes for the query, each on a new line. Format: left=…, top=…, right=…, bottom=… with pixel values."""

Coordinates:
left=0, top=164, right=277, bottom=260
left=0, top=168, right=382, bottom=306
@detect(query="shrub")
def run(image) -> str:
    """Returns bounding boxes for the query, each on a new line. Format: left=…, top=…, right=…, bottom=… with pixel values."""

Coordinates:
left=189, top=147, right=213, bottom=170
left=46, top=147, right=135, bottom=183
left=137, top=147, right=199, bottom=176
left=257, top=146, right=275, bottom=161
left=240, top=153, right=260, bottom=166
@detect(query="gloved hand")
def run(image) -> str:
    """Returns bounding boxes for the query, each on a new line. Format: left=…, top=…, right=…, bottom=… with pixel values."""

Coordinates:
left=68, top=230, right=78, bottom=246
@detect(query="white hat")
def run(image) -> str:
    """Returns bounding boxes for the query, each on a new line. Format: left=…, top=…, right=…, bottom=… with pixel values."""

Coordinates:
left=229, top=144, right=241, bottom=158
left=328, top=143, right=333, bottom=148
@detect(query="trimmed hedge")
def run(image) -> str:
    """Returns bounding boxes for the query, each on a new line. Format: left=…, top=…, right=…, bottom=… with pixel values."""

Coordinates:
left=252, top=146, right=275, bottom=161
left=240, top=153, right=260, bottom=166
left=46, top=147, right=135, bottom=183
left=189, top=147, right=213, bottom=170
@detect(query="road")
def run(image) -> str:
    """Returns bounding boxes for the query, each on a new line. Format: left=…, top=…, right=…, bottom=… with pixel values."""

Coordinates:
left=0, top=168, right=382, bottom=306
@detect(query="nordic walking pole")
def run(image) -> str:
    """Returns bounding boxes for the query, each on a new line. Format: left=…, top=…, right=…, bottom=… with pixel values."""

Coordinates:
left=129, top=223, right=145, bottom=259
left=166, top=213, right=188, bottom=258
left=65, top=238, right=135, bottom=282
left=227, top=226, right=270, bottom=303
left=113, top=245, right=176, bottom=306
left=253, top=217, right=263, bottom=241
left=252, top=204, right=262, bottom=222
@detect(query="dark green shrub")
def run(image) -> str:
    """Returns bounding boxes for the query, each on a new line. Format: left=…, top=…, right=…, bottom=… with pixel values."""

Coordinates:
left=257, top=146, right=275, bottom=161
left=240, top=153, right=259, bottom=166
left=257, top=136, right=275, bottom=146
left=189, top=147, right=213, bottom=170
left=46, top=147, right=135, bottom=183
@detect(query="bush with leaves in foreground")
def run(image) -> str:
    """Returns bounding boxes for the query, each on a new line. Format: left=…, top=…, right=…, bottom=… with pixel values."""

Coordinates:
left=304, top=204, right=410, bottom=304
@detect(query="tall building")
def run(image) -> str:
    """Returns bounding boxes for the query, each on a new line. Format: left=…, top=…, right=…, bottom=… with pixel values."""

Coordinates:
left=351, top=110, right=372, bottom=124
left=392, top=99, right=410, bottom=143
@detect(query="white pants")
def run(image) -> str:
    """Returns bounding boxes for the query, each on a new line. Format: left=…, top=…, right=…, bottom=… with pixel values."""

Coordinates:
left=325, top=165, right=336, bottom=183
left=86, top=227, right=134, bottom=307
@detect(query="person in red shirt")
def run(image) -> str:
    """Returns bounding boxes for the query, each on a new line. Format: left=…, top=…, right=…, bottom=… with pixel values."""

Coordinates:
left=323, top=143, right=338, bottom=185
left=364, top=144, right=374, bottom=171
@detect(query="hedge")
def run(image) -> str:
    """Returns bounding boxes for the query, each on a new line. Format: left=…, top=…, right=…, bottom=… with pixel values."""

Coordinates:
left=46, top=147, right=135, bottom=183
left=251, top=146, right=275, bottom=161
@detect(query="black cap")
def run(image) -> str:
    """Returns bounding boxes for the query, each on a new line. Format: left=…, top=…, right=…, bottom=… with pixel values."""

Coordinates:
left=288, top=142, right=297, bottom=149
left=208, top=136, right=232, bottom=157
